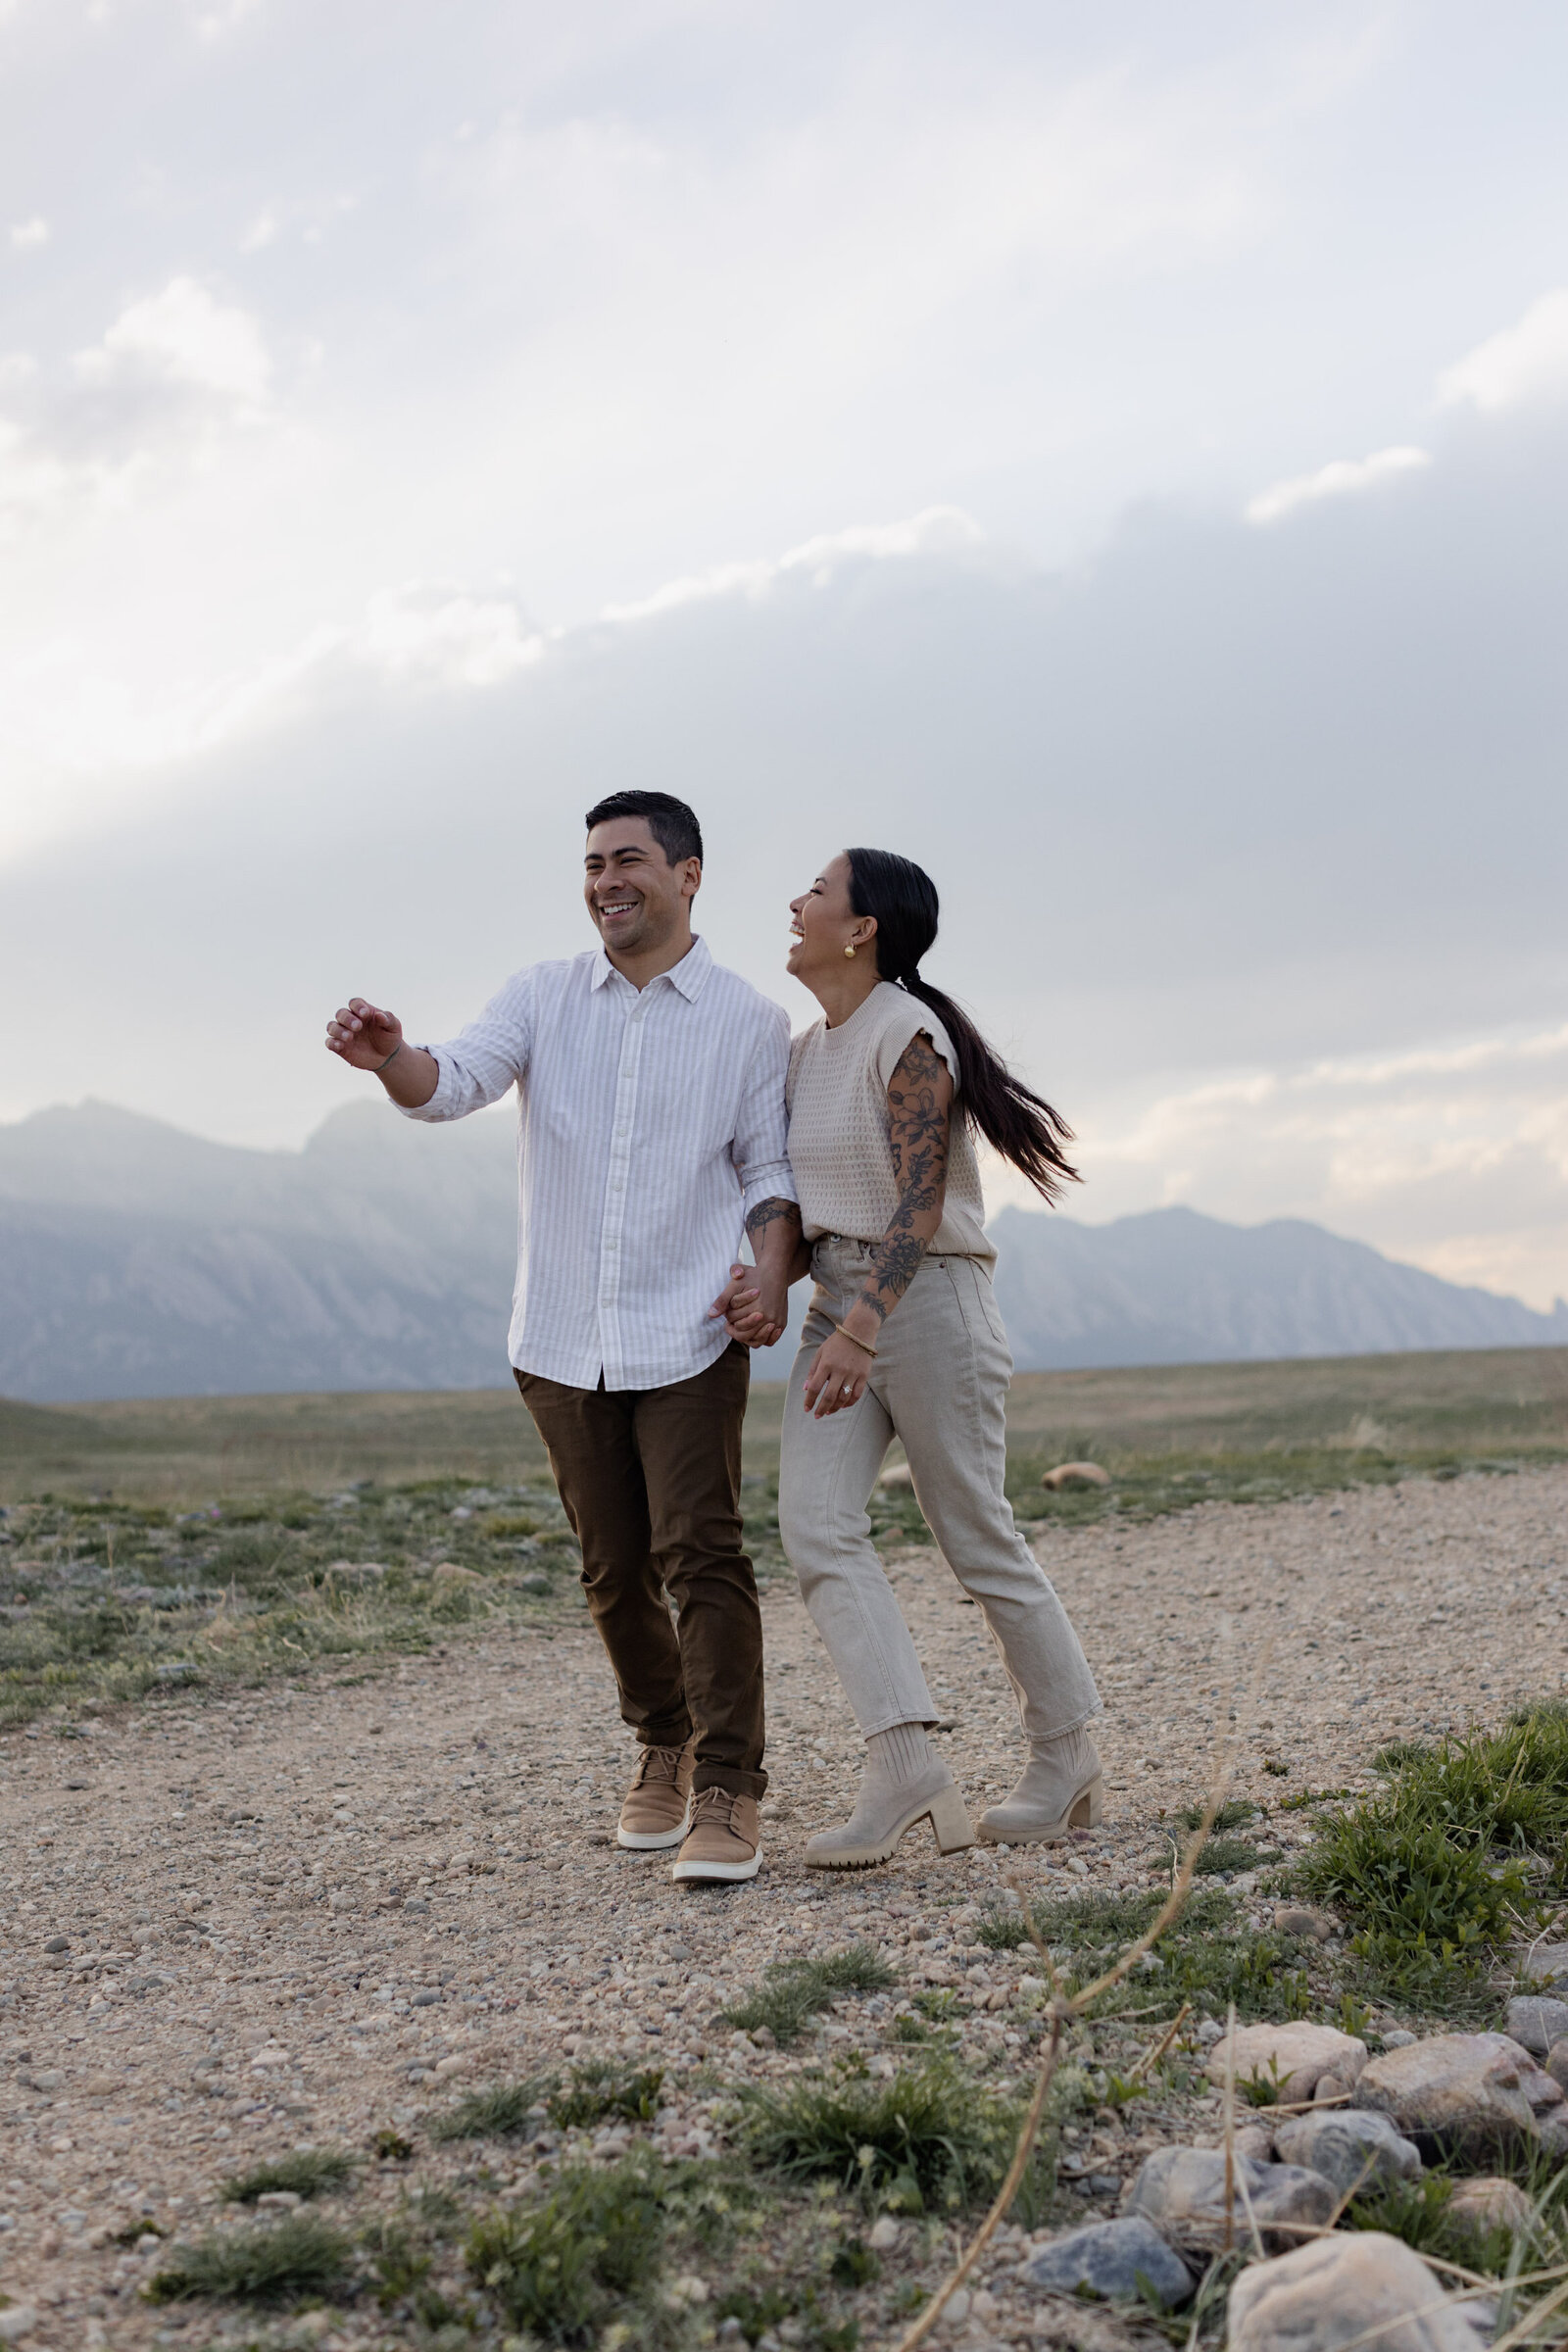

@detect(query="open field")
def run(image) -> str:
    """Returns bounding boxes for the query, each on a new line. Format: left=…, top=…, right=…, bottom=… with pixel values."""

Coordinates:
left=3, top=1348, right=1565, bottom=1735
left=5, top=1343, right=1566, bottom=1504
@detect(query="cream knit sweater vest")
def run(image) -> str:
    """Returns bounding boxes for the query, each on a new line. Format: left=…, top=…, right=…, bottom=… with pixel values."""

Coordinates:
left=786, top=982, right=994, bottom=1263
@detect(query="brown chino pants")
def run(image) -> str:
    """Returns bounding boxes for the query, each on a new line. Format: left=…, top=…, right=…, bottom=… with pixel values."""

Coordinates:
left=514, top=1340, right=766, bottom=1799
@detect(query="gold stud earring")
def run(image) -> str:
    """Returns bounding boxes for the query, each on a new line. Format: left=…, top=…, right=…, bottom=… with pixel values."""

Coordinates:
left=844, top=944, right=857, bottom=959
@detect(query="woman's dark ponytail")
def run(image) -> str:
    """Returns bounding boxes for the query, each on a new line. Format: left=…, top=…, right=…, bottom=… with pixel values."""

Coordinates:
left=845, top=846, right=1080, bottom=1203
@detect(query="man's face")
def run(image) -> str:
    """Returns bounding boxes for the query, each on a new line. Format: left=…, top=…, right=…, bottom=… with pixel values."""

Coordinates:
left=584, top=817, right=700, bottom=959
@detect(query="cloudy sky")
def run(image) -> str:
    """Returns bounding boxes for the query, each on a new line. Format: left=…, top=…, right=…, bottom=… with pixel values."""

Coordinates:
left=3, top=0, right=1566, bottom=1305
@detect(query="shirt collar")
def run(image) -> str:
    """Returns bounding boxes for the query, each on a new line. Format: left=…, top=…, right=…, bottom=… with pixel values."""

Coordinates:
left=591, top=934, right=712, bottom=1002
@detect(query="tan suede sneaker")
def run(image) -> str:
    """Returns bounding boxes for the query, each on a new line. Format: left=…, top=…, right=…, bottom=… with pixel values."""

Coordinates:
left=617, top=1738, right=697, bottom=1851
left=670, top=1787, right=761, bottom=1883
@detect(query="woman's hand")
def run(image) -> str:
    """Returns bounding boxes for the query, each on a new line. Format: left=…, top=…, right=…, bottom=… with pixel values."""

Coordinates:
left=803, top=1327, right=875, bottom=1417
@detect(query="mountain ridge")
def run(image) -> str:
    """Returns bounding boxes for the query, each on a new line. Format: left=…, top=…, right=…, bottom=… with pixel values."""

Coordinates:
left=2, top=1099, right=1562, bottom=1400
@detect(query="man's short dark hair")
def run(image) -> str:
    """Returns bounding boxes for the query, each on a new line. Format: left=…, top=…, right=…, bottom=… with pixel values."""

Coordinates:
left=584, top=791, right=703, bottom=867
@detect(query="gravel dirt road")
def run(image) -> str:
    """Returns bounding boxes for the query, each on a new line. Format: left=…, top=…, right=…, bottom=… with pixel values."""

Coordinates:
left=3, top=1463, right=1565, bottom=2349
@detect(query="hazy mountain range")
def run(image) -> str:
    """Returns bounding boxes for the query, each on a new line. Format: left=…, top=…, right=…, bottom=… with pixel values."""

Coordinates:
left=2, top=1100, right=1563, bottom=1402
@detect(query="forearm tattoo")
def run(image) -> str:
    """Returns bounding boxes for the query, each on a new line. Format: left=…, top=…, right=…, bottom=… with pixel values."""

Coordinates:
left=858, top=1033, right=951, bottom=1326
left=746, top=1196, right=802, bottom=1244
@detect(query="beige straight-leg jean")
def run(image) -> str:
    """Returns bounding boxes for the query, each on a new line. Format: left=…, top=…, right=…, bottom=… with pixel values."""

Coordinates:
left=778, top=1237, right=1102, bottom=1743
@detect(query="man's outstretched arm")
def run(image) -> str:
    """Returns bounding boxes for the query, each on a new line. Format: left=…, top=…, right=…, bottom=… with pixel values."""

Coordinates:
left=325, top=998, right=439, bottom=1108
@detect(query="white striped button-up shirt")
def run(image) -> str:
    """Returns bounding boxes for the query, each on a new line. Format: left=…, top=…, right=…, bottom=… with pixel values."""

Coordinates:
left=401, top=937, right=795, bottom=1391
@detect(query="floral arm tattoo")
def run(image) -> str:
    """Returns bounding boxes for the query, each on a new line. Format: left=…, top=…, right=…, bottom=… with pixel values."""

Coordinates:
left=857, top=1033, right=952, bottom=1327
left=746, top=1195, right=809, bottom=1283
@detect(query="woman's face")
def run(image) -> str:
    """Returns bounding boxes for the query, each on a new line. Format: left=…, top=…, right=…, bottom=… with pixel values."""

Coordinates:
left=788, top=852, right=869, bottom=979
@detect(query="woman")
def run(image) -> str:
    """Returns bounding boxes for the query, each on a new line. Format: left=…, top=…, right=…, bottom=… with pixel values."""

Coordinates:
left=724, top=847, right=1102, bottom=1870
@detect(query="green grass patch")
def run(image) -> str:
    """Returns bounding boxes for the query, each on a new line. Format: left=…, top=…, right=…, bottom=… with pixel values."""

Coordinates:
left=1297, top=1702, right=1568, bottom=2002
left=723, top=1943, right=898, bottom=2046
left=220, top=2147, right=356, bottom=2203
left=548, top=2058, right=665, bottom=2130
left=466, top=2156, right=666, bottom=2341
left=0, top=1478, right=581, bottom=1726
left=740, top=2051, right=1053, bottom=2220
left=974, top=1886, right=1312, bottom=2021
left=145, top=2212, right=355, bottom=2304
left=1192, top=1836, right=1275, bottom=1877
left=429, top=2073, right=556, bottom=2142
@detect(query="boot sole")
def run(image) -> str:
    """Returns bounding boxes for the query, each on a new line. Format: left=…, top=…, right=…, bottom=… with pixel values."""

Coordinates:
left=617, top=1799, right=693, bottom=1851
left=670, top=1846, right=761, bottom=1883
left=806, top=1784, right=977, bottom=1872
left=977, top=1774, right=1103, bottom=1846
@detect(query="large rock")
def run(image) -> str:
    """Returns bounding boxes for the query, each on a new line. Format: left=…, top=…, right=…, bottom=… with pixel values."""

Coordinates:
left=1274, top=2108, right=1423, bottom=2197
left=1227, top=2230, right=1481, bottom=2351
left=1505, top=1996, right=1568, bottom=2059
left=1020, top=2217, right=1194, bottom=2312
left=1352, top=2034, right=1542, bottom=2160
left=1205, top=2021, right=1368, bottom=2107
left=1546, top=2039, right=1568, bottom=2097
left=1124, top=2146, right=1337, bottom=2256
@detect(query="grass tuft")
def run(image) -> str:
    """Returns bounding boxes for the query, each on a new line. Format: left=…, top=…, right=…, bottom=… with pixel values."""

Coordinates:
left=220, top=2147, right=355, bottom=2203
left=429, top=2073, right=556, bottom=2142
left=466, top=2155, right=665, bottom=2340
left=723, top=1943, right=897, bottom=2046
left=547, top=2058, right=665, bottom=2130
left=741, top=2052, right=1052, bottom=2220
left=145, top=2212, right=355, bottom=2304
left=1298, top=1702, right=1568, bottom=2001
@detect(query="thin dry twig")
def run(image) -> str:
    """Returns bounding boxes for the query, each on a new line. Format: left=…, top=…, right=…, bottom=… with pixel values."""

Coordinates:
left=1128, top=2000, right=1191, bottom=2083
left=889, top=1744, right=1246, bottom=2352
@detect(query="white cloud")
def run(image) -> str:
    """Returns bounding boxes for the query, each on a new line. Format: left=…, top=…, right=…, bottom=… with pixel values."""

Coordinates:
left=598, top=507, right=987, bottom=623
left=9, top=217, right=48, bottom=251
left=1245, top=443, right=1431, bottom=525
left=75, top=276, right=271, bottom=412
left=1005, top=1021, right=1568, bottom=1310
left=1438, top=289, right=1568, bottom=414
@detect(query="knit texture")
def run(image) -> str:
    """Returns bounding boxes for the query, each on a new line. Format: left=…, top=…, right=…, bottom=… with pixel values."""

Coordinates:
left=867, top=1721, right=936, bottom=1782
left=786, top=982, right=993, bottom=1261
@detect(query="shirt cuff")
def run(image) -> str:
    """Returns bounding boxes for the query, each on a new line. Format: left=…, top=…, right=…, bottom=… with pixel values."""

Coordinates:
left=393, top=1049, right=457, bottom=1120
left=740, top=1159, right=798, bottom=1219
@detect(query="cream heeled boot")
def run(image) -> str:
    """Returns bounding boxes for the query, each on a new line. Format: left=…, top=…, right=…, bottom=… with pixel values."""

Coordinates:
left=806, top=1723, right=976, bottom=1872
left=978, top=1725, right=1102, bottom=1845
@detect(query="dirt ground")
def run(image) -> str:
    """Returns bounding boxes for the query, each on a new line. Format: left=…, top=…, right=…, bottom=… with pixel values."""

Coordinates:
left=2, top=1462, right=1566, bottom=2349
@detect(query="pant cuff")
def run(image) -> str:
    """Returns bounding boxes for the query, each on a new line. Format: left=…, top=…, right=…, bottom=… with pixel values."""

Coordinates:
left=637, top=1717, right=694, bottom=1749
left=691, top=1764, right=768, bottom=1800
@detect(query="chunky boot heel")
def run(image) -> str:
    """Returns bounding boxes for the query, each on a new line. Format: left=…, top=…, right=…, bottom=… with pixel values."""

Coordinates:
left=928, top=1784, right=979, bottom=1854
left=807, top=1759, right=974, bottom=1871
left=1068, top=1778, right=1103, bottom=1832
left=977, top=1730, right=1104, bottom=1846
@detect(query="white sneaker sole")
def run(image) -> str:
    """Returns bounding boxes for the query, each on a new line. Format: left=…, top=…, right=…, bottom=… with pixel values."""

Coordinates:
left=670, top=1845, right=761, bottom=1883
left=616, top=1798, right=692, bottom=1851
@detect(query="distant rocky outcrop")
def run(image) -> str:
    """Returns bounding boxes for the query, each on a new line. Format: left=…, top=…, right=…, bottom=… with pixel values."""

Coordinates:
left=1, top=1098, right=1564, bottom=1400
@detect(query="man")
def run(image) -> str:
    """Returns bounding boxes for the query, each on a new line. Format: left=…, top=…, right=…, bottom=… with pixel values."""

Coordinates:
left=324, top=791, right=798, bottom=1884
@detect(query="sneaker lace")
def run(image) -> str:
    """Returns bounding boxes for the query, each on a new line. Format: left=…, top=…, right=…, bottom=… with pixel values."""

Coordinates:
left=687, top=1786, right=736, bottom=1829
left=631, top=1743, right=685, bottom=1790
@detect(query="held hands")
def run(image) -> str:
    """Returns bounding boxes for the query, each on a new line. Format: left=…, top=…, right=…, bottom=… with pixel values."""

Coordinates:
left=325, top=998, right=403, bottom=1070
left=708, top=1262, right=788, bottom=1348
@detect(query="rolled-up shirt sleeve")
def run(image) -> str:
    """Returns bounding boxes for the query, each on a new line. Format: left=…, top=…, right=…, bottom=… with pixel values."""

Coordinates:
left=731, top=1004, right=797, bottom=1216
left=399, top=969, right=534, bottom=1122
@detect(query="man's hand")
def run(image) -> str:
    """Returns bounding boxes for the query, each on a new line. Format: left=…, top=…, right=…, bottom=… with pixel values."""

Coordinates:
left=326, top=998, right=403, bottom=1070
left=709, top=1262, right=787, bottom=1348
left=324, top=998, right=440, bottom=1107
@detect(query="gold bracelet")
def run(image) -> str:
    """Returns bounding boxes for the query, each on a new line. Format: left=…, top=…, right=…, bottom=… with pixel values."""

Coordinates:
left=831, top=1319, right=878, bottom=1357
